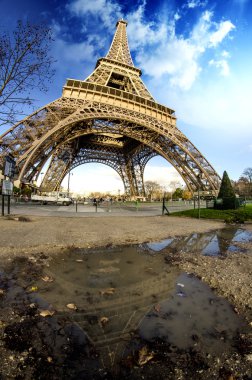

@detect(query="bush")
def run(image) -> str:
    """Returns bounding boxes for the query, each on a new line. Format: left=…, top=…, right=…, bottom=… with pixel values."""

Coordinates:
left=215, top=171, right=237, bottom=210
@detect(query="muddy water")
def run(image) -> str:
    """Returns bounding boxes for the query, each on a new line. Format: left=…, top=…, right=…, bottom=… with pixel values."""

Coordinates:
left=0, top=227, right=251, bottom=379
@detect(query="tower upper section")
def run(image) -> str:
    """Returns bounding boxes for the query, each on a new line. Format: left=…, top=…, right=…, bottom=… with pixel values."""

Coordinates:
left=106, top=19, right=134, bottom=67
left=80, top=19, right=155, bottom=100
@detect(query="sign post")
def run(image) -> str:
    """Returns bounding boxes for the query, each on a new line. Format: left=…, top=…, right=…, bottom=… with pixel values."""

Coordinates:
left=1, top=180, right=13, bottom=216
left=1, top=156, right=15, bottom=216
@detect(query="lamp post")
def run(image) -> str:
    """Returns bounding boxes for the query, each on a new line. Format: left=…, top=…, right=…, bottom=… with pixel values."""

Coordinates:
left=40, top=172, right=44, bottom=193
left=67, top=172, right=73, bottom=197
left=197, top=174, right=201, bottom=219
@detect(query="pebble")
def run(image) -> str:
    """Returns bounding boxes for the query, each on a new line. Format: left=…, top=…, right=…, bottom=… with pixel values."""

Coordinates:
left=245, top=354, right=252, bottom=362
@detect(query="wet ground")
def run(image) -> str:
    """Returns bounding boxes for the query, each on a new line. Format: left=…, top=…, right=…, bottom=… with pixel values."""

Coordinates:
left=0, top=226, right=251, bottom=379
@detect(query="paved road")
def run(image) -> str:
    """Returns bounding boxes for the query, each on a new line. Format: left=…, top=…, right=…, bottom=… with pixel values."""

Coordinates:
left=2, top=201, right=199, bottom=218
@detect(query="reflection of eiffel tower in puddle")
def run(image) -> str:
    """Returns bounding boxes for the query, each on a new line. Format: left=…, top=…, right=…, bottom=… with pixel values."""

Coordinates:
left=144, top=227, right=239, bottom=256
left=45, top=248, right=180, bottom=369
left=57, top=271, right=180, bottom=368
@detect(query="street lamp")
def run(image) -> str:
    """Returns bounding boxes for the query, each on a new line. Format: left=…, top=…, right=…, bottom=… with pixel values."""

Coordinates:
left=40, top=172, right=44, bottom=192
left=67, top=172, right=73, bottom=197
left=197, top=174, right=201, bottom=219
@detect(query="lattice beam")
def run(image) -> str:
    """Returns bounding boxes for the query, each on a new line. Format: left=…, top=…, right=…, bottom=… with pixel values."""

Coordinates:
left=0, top=19, right=220, bottom=197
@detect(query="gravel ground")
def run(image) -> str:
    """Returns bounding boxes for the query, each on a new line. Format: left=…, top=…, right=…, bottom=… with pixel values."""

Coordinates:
left=0, top=215, right=224, bottom=254
left=0, top=214, right=251, bottom=319
left=0, top=214, right=251, bottom=379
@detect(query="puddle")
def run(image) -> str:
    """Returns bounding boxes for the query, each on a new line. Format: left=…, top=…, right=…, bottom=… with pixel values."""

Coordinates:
left=0, top=231, right=250, bottom=379
left=144, top=227, right=252, bottom=256
left=138, top=272, right=245, bottom=355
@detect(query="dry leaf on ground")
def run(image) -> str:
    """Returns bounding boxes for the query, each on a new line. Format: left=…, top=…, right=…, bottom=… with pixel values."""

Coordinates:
left=41, top=275, right=54, bottom=282
left=154, top=304, right=161, bottom=313
left=66, top=303, right=77, bottom=310
left=29, top=286, right=38, bottom=292
left=100, top=288, right=115, bottom=296
left=39, top=310, right=55, bottom=317
left=138, top=346, right=154, bottom=366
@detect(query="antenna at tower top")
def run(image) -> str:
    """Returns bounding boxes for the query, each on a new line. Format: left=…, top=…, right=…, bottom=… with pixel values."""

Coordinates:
left=116, top=18, right=128, bottom=26
left=106, top=18, right=134, bottom=66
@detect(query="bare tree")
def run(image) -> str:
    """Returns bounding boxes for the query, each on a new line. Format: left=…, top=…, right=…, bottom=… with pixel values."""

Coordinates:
left=0, top=20, right=55, bottom=126
left=239, top=168, right=252, bottom=197
left=144, top=180, right=161, bottom=201
left=168, top=180, right=181, bottom=200
left=242, top=168, right=252, bottom=183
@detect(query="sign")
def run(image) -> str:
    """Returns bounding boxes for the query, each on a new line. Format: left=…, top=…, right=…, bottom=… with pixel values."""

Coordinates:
left=2, top=180, right=13, bottom=195
left=4, top=156, right=16, bottom=178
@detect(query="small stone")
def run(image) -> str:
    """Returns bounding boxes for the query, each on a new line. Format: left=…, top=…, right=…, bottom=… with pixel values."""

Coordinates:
left=245, top=354, right=252, bottom=361
left=100, top=316, right=109, bottom=327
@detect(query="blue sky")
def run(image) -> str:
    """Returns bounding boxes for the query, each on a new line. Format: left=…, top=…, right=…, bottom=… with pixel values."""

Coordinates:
left=1, top=0, right=251, bottom=194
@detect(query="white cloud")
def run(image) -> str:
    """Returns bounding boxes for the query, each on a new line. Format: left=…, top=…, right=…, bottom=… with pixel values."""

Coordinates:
left=126, top=4, right=166, bottom=50
left=209, top=20, right=235, bottom=47
left=64, top=1, right=235, bottom=91
left=61, top=164, right=124, bottom=194
left=133, top=10, right=235, bottom=90
left=186, top=0, right=207, bottom=8
left=221, top=50, right=230, bottom=58
left=144, top=165, right=183, bottom=190
left=53, top=38, right=96, bottom=64
left=67, top=0, right=121, bottom=27
left=209, top=59, right=230, bottom=76
left=155, top=72, right=252, bottom=134
left=60, top=163, right=184, bottom=194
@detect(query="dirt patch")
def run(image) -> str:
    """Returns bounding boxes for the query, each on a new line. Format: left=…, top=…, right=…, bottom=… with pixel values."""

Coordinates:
left=0, top=215, right=224, bottom=255
left=0, top=215, right=251, bottom=379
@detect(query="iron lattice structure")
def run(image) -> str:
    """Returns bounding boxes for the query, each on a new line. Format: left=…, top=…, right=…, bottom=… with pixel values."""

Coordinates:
left=0, top=19, right=220, bottom=195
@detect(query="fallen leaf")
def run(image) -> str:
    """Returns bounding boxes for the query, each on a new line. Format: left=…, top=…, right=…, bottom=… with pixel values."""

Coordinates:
left=76, top=259, right=83, bottom=262
left=47, top=356, right=53, bottom=363
left=0, top=289, right=4, bottom=295
left=100, top=288, right=115, bottom=296
left=29, top=286, right=38, bottom=292
left=138, top=346, right=154, bottom=366
left=154, top=304, right=161, bottom=313
left=99, top=316, right=109, bottom=327
left=0, top=321, right=6, bottom=328
left=29, top=303, right=36, bottom=308
left=41, top=275, right=54, bottom=282
left=66, top=303, right=77, bottom=310
left=39, top=310, right=55, bottom=317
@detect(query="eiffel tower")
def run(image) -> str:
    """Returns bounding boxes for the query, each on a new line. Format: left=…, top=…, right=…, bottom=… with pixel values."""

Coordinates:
left=0, top=19, right=220, bottom=196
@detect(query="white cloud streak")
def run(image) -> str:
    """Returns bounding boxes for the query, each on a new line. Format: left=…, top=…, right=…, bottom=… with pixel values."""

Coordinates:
left=127, top=8, right=235, bottom=90
left=209, top=20, right=235, bottom=46
left=67, top=0, right=121, bottom=27
left=209, top=59, right=230, bottom=76
left=186, top=0, right=207, bottom=9
left=63, top=0, right=235, bottom=90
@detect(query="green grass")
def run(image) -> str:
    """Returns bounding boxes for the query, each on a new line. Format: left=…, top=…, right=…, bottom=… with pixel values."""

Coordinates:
left=171, top=204, right=252, bottom=222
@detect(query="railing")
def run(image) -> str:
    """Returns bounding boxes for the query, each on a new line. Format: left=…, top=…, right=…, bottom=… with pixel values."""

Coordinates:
left=64, top=79, right=175, bottom=116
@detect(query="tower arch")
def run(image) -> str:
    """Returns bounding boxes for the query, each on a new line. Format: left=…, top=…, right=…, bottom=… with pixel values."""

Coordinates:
left=0, top=20, right=220, bottom=196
